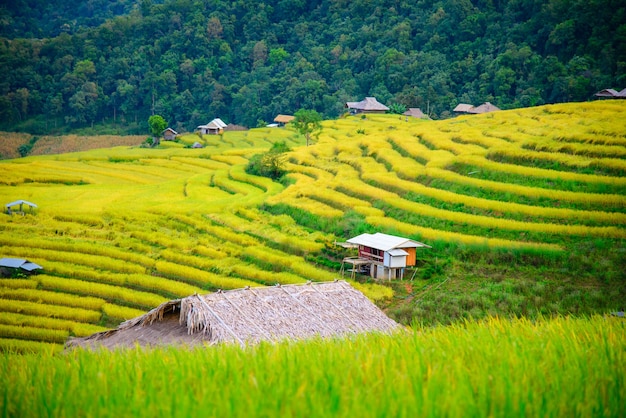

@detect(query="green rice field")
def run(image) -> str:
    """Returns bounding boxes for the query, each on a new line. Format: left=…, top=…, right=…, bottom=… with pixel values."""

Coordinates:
left=1, top=315, right=624, bottom=417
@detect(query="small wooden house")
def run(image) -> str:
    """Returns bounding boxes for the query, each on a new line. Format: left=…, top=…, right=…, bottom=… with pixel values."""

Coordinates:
left=197, top=118, right=227, bottom=135
left=162, top=127, right=178, bottom=140
left=343, top=233, right=430, bottom=280
left=345, top=97, right=389, bottom=114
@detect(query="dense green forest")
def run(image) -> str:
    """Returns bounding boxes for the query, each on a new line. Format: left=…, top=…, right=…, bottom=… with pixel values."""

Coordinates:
left=1, top=0, right=625, bottom=134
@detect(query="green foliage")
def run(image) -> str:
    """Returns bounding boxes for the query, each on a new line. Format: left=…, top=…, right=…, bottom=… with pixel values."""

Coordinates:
left=387, top=103, right=407, bottom=114
left=245, top=141, right=291, bottom=180
left=0, top=0, right=624, bottom=132
left=147, top=115, right=167, bottom=139
left=292, top=109, right=322, bottom=146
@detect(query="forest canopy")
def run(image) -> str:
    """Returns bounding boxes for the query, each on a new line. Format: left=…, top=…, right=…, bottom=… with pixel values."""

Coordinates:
left=0, top=0, right=624, bottom=134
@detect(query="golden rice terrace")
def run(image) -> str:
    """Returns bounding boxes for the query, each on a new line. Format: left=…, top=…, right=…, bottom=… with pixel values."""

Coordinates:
left=0, top=101, right=625, bottom=352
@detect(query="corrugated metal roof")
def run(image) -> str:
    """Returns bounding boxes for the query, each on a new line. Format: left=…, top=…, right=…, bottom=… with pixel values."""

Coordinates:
left=347, top=233, right=429, bottom=251
left=5, top=200, right=37, bottom=208
left=0, top=257, right=42, bottom=270
left=388, top=248, right=409, bottom=256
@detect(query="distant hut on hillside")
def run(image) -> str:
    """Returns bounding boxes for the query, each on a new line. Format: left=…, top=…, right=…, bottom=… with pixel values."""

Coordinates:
left=403, top=108, right=428, bottom=119
left=595, top=88, right=626, bottom=99
left=196, top=118, right=227, bottom=135
left=453, top=102, right=501, bottom=114
left=5, top=199, right=37, bottom=215
left=341, top=233, right=430, bottom=280
left=273, top=114, right=295, bottom=127
left=162, top=127, right=178, bottom=140
left=0, top=257, right=42, bottom=276
left=66, top=281, right=402, bottom=350
left=346, top=97, right=389, bottom=114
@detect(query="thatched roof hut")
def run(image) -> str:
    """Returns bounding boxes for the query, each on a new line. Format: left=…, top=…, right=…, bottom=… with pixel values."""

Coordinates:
left=66, top=281, right=401, bottom=350
left=595, top=88, right=626, bottom=99
left=403, top=108, right=427, bottom=119
left=346, top=97, right=389, bottom=113
left=453, top=102, right=500, bottom=114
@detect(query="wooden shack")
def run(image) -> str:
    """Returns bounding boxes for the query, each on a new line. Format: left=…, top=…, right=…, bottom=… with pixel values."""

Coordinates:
left=342, top=233, right=430, bottom=280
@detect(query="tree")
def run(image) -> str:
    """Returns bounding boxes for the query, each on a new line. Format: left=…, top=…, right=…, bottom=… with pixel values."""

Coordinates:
left=292, top=109, right=322, bottom=147
left=245, top=141, right=291, bottom=180
left=148, top=114, right=167, bottom=146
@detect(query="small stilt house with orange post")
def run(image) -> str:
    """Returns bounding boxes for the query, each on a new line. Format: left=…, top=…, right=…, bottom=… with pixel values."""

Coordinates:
left=342, top=232, right=430, bottom=280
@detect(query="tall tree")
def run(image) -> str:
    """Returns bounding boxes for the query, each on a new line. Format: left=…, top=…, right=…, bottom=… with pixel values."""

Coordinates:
left=148, top=114, right=167, bottom=146
left=292, top=109, right=322, bottom=147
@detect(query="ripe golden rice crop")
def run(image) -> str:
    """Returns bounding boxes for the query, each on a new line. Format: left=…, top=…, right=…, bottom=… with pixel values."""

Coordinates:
left=0, top=288, right=105, bottom=311
left=0, top=312, right=106, bottom=336
left=35, top=275, right=166, bottom=309
left=0, top=279, right=38, bottom=289
left=0, top=324, right=69, bottom=344
left=426, top=167, right=626, bottom=207
left=0, top=299, right=101, bottom=322
left=230, top=263, right=306, bottom=285
left=154, top=260, right=261, bottom=290
left=458, top=154, right=626, bottom=186
left=367, top=215, right=563, bottom=252
left=102, top=303, right=146, bottom=321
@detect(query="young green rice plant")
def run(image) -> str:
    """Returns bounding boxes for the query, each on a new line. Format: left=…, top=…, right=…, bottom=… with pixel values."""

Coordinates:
left=35, top=275, right=166, bottom=309
left=0, top=299, right=101, bottom=322
left=0, top=288, right=106, bottom=311
left=2, top=315, right=622, bottom=417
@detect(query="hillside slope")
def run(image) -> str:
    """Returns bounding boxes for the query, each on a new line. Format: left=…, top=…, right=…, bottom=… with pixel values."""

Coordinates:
left=0, top=101, right=625, bottom=352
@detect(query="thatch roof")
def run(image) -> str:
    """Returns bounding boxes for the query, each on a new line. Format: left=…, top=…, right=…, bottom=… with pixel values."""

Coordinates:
left=346, top=97, right=389, bottom=112
left=403, top=108, right=426, bottom=118
left=274, top=114, right=295, bottom=123
left=66, top=281, right=402, bottom=350
left=453, top=102, right=500, bottom=114
left=595, top=88, right=626, bottom=98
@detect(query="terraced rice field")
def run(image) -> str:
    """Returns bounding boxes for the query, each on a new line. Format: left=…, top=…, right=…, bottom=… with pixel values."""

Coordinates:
left=0, top=101, right=625, bottom=352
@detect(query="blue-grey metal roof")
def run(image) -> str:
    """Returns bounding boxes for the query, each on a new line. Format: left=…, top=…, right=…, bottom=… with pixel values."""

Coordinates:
left=0, top=257, right=42, bottom=270
left=5, top=199, right=38, bottom=208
